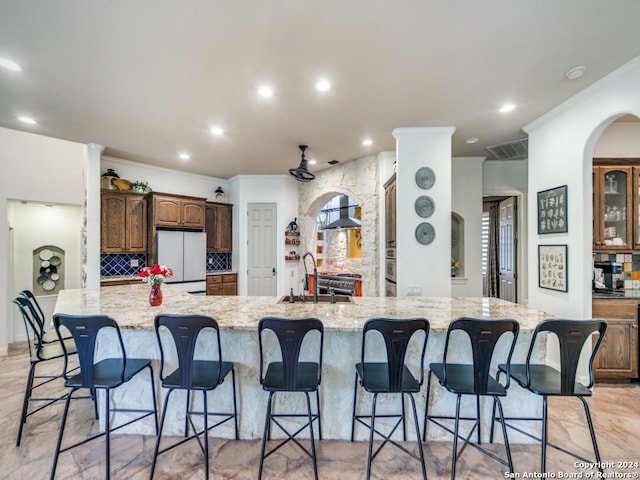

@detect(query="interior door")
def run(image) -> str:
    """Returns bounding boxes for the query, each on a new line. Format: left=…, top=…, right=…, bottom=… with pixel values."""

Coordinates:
left=247, top=203, right=277, bottom=296
left=499, top=196, right=517, bottom=302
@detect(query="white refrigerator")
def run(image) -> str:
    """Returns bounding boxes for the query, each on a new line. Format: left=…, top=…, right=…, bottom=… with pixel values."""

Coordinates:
left=156, top=231, right=207, bottom=294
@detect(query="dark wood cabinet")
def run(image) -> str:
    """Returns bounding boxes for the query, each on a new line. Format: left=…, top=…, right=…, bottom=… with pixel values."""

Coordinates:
left=101, top=191, right=147, bottom=254
left=206, top=273, right=237, bottom=295
left=152, top=193, right=205, bottom=229
left=205, top=202, right=233, bottom=253
left=592, top=298, right=639, bottom=380
left=384, top=174, right=396, bottom=247
left=593, top=165, right=633, bottom=250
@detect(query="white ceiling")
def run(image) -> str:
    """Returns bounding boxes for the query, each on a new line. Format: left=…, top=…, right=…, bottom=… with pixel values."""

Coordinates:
left=1, top=1, right=640, bottom=179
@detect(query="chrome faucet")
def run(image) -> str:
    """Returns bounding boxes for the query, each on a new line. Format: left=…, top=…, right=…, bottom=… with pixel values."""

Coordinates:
left=302, top=251, right=318, bottom=303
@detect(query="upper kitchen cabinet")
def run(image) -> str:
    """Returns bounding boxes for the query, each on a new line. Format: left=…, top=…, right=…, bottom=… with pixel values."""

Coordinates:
left=151, top=193, right=205, bottom=229
left=593, top=165, right=633, bottom=250
left=101, top=191, right=147, bottom=253
left=205, top=202, right=233, bottom=253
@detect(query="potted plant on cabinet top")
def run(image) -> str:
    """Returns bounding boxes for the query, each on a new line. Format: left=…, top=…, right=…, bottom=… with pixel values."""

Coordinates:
left=131, top=180, right=151, bottom=193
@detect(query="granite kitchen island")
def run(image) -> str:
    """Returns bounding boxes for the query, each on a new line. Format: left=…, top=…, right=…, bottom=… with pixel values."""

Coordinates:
left=54, top=284, right=555, bottom=442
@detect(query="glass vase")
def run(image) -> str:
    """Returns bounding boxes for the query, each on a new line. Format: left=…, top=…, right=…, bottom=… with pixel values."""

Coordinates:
left=149, top=283, right=163, bottom=306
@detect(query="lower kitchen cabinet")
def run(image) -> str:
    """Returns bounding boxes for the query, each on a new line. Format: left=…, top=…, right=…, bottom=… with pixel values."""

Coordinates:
left=206, top=273, right=237, bottom=296
left=592, top=298, right=639, bottom=380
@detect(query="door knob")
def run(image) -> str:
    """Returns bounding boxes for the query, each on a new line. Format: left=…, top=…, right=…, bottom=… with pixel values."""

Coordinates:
left=272, top=268, right=276, bottom=276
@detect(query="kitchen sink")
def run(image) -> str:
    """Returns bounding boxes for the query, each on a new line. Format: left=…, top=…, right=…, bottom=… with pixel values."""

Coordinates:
left=277, top=294, right=354, bottom=304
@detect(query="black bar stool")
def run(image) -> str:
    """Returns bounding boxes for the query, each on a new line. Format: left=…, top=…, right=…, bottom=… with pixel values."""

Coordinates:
left=150, top=314, right=238, bottom=480
left=20, top=290, right=72, bottom=343
left=423, top=317, right=519, bottom=480
left=258, top=317, right=324, bottom=480
left=13, top=297, right=88, bottom=446
left=50, top=314, right=158, bottom=480
left=490, top=319, right=607, bottom=474
left=351, top=317, right=430, bottom=480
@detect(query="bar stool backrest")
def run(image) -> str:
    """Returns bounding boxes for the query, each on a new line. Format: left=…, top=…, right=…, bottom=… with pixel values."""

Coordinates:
left=443, top=317, right=519, bottom=394
left=361, top=317, right=430, bottom=392
left=154, top=314, right=223, bottom=388
left=14, top=297, right=44, bottom=358
left=259, top=317, right=324, bottom=391
left=525, top=319, right=607, bottom=394
left=53, top=314, right=126, bottom=388
left=20, top=290, right=46, bottom=333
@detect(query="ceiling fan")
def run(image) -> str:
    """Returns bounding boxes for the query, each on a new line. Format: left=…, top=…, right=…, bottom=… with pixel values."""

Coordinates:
left=288, top=145, right=315, bottom=182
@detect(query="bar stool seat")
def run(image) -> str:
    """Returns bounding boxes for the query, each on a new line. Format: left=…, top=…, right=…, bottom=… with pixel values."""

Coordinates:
left=355, top=363, right=421, bottom=392
left=263, top=362, right=319, bottom=391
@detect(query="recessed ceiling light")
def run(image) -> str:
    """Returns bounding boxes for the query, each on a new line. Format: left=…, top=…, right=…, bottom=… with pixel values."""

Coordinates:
left=499, top=104, right=515, bottom=113
left=179, top=153, right=190, bottom=160
left=362, top=138, right=373, bottom=146
left=566, top=66, right=586, bottom=80
left=0, top=58, right=21, bottom=71
left=465, top=137, right=480, bottom=144
left=210, top=126, right=224, bottom=136
left=315, top=79, right=331, bottom=92
left=18, top=116, right=36, bottom=125
left=258, top=86, right=274, bottom=98
left=308, top=159, right=317, bottom=165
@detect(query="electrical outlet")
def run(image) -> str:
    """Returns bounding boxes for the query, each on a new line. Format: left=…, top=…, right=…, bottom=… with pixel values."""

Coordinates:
left=291, top=271, right=294, bottom=277
left=208, top=257, right=213, bottom=264
left=130, top=259, right=139, bottom=267
left=407, top=285, right=421, bottom=296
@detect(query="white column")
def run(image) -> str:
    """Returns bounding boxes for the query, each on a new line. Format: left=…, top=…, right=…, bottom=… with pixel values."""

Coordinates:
left=85, top=143, right=104, bottom=288
left=393, top=127, right=456, bottom=297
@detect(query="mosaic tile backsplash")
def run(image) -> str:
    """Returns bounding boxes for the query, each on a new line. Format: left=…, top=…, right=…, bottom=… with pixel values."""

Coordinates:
left=101, top=253, right=232, bottom=277
left=594, top=253, right=640, bottom=289
left=101, top=254, right=147, bottom=277
left=207, top=253, right=232, bottom=272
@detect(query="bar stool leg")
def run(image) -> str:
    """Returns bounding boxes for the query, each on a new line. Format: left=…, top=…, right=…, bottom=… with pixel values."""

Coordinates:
left=305, top=392, right=318, bottom=480
left=408, top=392, right=427, bottom=480
left=315, top=388, right=322, bottom=440
left=495, top=396, right=513, bottom=473
left=401, top=394, right=407, bottom=441
left=351, top=372, right=358, bottom=442
left=451, top=394, right=462, bottom=480
left=366, top=393, right=378, bottom=480
left=258, top=392, right=274, bottom=480
left=150, top=389, right=174, bottom=480
left=50, top=388, right=76, bottom=480
left=105, top=389, right=111, bottom=480
left=203, top=390, right=209, bottom=480
left=579, top=396, right=603, bottom=473
left=184, top=391, right=191, bottom=437
left=541, top=396, right=548, bottom=473
left=148, top=367, right=159, bottom=434
left=422, top=369, right=433, bottom=441
left=476, top=395, right=481, bottom=444
left=231, top=368, right=239, bottom=440
left=16, top=362, right=36, bottom=446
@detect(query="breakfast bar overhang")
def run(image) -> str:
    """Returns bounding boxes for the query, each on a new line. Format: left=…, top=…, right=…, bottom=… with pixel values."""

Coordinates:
left=54, top=284, right=555, bottom=442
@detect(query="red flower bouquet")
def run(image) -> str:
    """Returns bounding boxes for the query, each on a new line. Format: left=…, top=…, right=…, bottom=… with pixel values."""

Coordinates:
left=139, top=264, right=174, bottom=284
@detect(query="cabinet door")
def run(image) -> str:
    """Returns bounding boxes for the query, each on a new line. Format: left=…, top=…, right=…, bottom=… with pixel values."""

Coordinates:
left=154, top=196, right=182, bottom=227
left=101, top=193, right=127, bottom=253
left=205, top=205, right=216, bottom=250
left=594, top=317, right=638, bottom=379
left=385, top=179, right=396, bottom=247
left=595, top=166, right=632, bottom=250
left=215, top=204, right=233, bottom=252
left=181, top=200, right=205, bottom=229
left=633, top=167, right=640, bottom=248
left=125, top=195, right=147, bottom=252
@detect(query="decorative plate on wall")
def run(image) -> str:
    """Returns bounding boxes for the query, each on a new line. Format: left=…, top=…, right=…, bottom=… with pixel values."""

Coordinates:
left=415, top=222, right=435, bottom=245
left=415, top=167, right=436, bottom=189
left=414, top=195, right=435, bottom=218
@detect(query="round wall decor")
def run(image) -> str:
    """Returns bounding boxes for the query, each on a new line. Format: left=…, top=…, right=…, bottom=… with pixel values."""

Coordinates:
left=415, top=167, right=436, bottom=189
left=415, top=222, right=435, bottom=245
left=414, top=195, right=435, bottom=218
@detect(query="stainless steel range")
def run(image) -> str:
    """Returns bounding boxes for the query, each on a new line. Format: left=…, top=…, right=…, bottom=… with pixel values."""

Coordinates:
left=317, top=273, right=362, bottom=296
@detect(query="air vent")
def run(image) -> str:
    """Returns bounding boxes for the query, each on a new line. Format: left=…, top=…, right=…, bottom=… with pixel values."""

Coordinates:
left=486, top=137, right=528, bottom=160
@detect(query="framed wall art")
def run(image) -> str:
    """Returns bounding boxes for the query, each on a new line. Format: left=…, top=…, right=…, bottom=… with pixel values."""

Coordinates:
left=537, top=185, right=567, bottom=234
left=538, top=244, right=568, bottom=292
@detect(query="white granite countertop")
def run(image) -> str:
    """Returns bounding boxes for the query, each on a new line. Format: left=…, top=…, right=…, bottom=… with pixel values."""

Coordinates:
left=55, top=284, right=554, bottom=332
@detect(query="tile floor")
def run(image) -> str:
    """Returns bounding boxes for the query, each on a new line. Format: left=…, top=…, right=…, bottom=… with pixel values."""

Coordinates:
left=2, top=343, right=639, bottom=480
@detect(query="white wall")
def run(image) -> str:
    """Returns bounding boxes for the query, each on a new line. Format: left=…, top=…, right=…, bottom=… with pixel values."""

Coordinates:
left=525, top=55, right=640, bottom=319
left=451, top=158, right=484, bottom=296
left=7, top=201, right=83, bottom=341
left=0, top=127, right=85, bottom=355
left=102, top=156, right=228, bottom=201
left=229, top=175, right=299, bottom=295
left=593, top=121, right=640, bottom=157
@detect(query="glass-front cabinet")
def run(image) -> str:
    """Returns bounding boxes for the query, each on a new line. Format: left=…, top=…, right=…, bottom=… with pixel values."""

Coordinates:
left=593, top=166, right=632, bottom=250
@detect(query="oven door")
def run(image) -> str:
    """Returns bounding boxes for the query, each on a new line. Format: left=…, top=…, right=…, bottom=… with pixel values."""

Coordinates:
left=385, top=279, right=397, bottom=297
